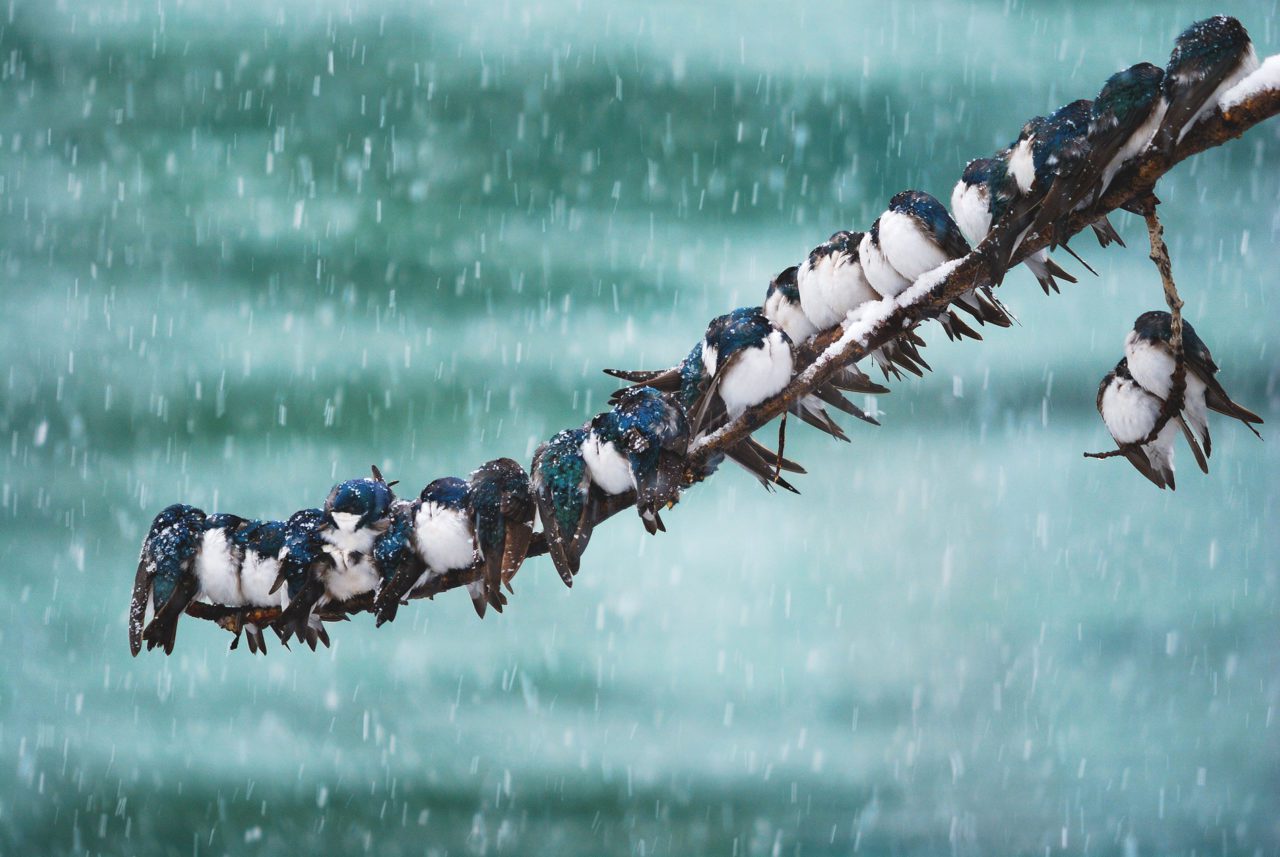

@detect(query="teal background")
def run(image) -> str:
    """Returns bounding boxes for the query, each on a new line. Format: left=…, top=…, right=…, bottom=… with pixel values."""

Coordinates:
left=1, top=1, right=1277, bottom=854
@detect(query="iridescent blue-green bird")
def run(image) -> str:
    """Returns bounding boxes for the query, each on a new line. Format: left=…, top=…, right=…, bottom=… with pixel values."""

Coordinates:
left=532, top=427, right=599, bottom=586
left=129, top=504, right=207, bottom=656
left=469, top=457, right=535, bottom=612
left=271, top=507, right=338, bottom=650
left=1154, top=16, right=1257, bottom=157
left=1028, top=63, right=1167, bottom=242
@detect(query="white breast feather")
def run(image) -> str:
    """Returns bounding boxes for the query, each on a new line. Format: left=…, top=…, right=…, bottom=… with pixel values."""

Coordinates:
left=1102, top=376, right=1162, bottom=444
left=798, top=250, right=879, bottom=330
left=1008, top=138, right=1036, bottom=194
left=240, top=550, right=285, bottom=608
left=718, top=330, right=794, bottom=419
left=582, top=433, right=636, bottom=496
left=878, top=210, right=951, bottom=280
left=764, top=289, right=818, bottom=342
left=1101, top=99, right=1168, bottom=193
left=950, top=181, right=991, bottom=247
left=415, top=503, right=476, bottom=574
left=321, top=549, right=382, bottom=601
left=196, top=529, right=243, bottom=606
left=858, top=232, right=911, bottom=299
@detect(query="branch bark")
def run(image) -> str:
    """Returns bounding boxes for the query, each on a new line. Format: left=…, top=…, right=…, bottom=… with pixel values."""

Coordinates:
left=183, top=65, right=1280, bottom=635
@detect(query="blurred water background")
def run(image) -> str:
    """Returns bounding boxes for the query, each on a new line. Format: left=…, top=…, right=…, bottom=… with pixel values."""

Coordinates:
left=1, top=1, right=1278, bottom=854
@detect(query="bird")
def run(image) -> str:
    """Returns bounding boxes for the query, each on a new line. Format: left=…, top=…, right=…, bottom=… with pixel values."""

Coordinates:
left=1123, top=310, right=1263, bottom=457
left=864, top=190, right=1012, bottom=339
left=1028, top=64, right=1167, bottom=242
left=373, top=477, right=483, bottom=626
left=468, top=458, right=536, bottom=612
left=1004, top=101, right=1126, bottom=257
left=791, top=234, right=931, bottom=379
left=764, top=265, right=819, bottom=343
left=274, top=468, right=396, bottom=646
left=605, top=341, right=806, bottom=493
left=271, top=508, right=337, bottom=650
left=694, top=307, right=795, bottom=427
left=951, top=156, right=1078, bottom=295
left=129, top=503, right=207, bottom=656
left=139, top=511, right=252, bottom=653
left=532, top=427, right=602, bottom=586
left=1096, top=358, right=1198, bottom=490
left=229, top=518, right=290, bottom=654
left=587, top=385, right=689, bottom=534
left=1154, top=15, right=1258, bottom=156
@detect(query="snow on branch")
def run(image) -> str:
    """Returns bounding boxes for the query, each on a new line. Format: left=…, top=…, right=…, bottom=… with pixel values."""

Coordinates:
left=171, top=54, right=1280, bottom=648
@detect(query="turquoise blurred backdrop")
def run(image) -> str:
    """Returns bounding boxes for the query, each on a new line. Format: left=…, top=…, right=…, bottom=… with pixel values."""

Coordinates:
left=1, top=1, right=1277, bottom=854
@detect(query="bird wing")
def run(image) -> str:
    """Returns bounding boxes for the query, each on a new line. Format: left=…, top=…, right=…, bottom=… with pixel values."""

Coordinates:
left=128, top=545, right=155, bottom=657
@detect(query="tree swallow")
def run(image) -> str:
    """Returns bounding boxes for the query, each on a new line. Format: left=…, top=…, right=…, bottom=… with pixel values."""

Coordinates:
left=532, top=427, right=601, bottom=586
left=272, top=508, right=337, bottom=650
left=951, top=156, right=1078, bottom=295
left=469, top=457, right=536, bottom=613
left=374, top=476, right=483, bottom=626
left=1030, top=64, right=1168, bottom=242
left=130, top=503, right=206, bottom=656
left=605, top=341, right=806, bottom=493
left=865, top=190, right=1012, bottom=339
left=1097, top=358, right=1180, bottom=489
left=588, top=385, right=690, bottom=534
left=1154, top=16, right=1258, bottom=156
left=230, top=518, right=290, bottom=654
left=317, top=466, right=397, bottom=603
left=763, top=265, right=819, bottom=343
left=694, top=307, right=795, bottom=429
left=1124, top=310, right=1263, bottom=457
left=1006, top=101, right=1126, bottom=254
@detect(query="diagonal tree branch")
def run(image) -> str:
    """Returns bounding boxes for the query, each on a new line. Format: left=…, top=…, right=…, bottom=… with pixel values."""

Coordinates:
left=182, top=63, right=1280, bottom=634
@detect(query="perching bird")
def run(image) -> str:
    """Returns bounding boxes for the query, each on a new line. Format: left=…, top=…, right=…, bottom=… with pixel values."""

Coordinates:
left=694, top=307, right=795, bottom=431
left=791, top=233, right=931, bottom=379
left=605, top=341, right=806, bottom=493
left=373, top=477, right=483, bottom=626
left=129, top=503, right=207, bottom=656
left=230, top=518, right=290, bottom=654
left=274, top=468, right=396, bottom=646
left=1097, top=358, right=1199, bottom=490
left=532, top=427, right=602, bottom=586
left=1154, top=15, right=1258, bottom=156
left=272, top=508, right=337, bottom=650
left=951, top=156, right=1078, bottom=295
left=139, top=511, right=252, bottom=654
left=1005, top=101, right=1125, bottom=256
left=469, top=457, right=535, bottom=611
left=764, top=265, right=819, bottom=343
left=1029, top=64, right=1168, bottom=242
left=864, top=191, right=1011, bottom=339
left=1123, top=310, right=1263, bottom=457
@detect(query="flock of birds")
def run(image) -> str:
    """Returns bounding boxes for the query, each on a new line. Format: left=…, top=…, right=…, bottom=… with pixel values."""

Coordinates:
left=128, top=16, right=1266, bottom=655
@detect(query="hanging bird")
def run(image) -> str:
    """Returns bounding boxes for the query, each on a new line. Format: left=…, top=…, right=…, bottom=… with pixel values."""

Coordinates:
left=129, top=504, right=206, bottom=656
left=374, top=477, right=483, bottom=626
left=1123, top=310, right=1263, bottom=457
left=1030, top=64, right=1168, bottom=242
left=1097, top=358, right=1196, bottom=490
left=951, top=156, right=1078, bottom=295
left=1154, top=15, right=1258, bottom=156
left=864, top=191, right=1011, bottom=340
left=469, top=458, right=536, bottom=612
